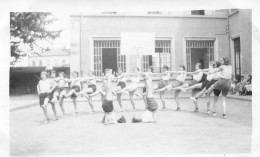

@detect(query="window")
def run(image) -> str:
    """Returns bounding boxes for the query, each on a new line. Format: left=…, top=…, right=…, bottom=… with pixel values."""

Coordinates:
left=142, top=40, right=171, bottom=73
left=62, top=59, right=66, bottom=65
left=191, top=10, right=205, bottom=15
left=186, top=40, right=214, bottom=72
left=93, top=40, right=126, bottom=76
left=39, top=60, right=42, bottom=66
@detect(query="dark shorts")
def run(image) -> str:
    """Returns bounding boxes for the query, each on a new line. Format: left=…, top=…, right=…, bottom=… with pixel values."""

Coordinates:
left=102, top=99, right=114, bottom=113
left=143, top=87, right=146, bottom=93
left=205, top=79, right=218, bottom=90
left=71, top=85, right=80, bottom=98
left=117, top=81, right=126, bottom=89
left=158, top=80, right=168, bottom=89
left=171, top=80, right=183, bottom=88
left=201, top=80, right=210, bottom=90
left=146, top=97, right=158, bottom=112
left=213, top=89, right=221, bottom=96
left=48, top=86, right=58, bottom=97
left=214, top=78, right=231, bottom=96
left=56, top=87, right=69, bottom=94
left=39, top=93, right=52, bottom=106
left=88, top=84, right=97, bottom=93
left=188, top=80, right=199, bottom=86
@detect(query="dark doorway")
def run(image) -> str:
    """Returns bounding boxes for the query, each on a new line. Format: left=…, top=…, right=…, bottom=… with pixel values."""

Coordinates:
left=233, top=37, right=241, bottom=81
left=102, top=48, right=117, bottom=74
left=190, top=48, right=208, bottom=71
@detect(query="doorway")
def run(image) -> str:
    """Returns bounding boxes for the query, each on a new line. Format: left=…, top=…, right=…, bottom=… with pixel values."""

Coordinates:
left=102, top=48, right=117, bottom=74
left=233, top=37, right=241, bottom=81
left=190, top=48, right=208, bottom=71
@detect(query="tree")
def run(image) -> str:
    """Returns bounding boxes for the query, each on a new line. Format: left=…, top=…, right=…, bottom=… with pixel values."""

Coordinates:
left=10, top=12, right=62, bottom=65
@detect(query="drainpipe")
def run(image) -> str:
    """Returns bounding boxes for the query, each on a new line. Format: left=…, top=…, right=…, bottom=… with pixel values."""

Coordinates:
left=80, top=14, right=82, bottom=76
left=226, top=9, right=231, bottom=60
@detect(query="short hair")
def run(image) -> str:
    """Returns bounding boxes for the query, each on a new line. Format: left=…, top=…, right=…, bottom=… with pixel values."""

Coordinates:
left=72, top=71, right=79, bottom=77
left=179, top=65, right=186, bottom=70
left=222, top=57, right=230, bottom=65
left=196, top=63, right=202, bottom=69
left=40, top=71, right=47, bottom=77
left=117, top=67, right=122, bottom=72
left=148, top=66, right=154, bottom=72
left=215, top=61, right=221, bottom=68
left=51, top=70, right=56, bottom=74
left=163, top=65, right=169, bottom=70
left=59, top=71, right=66, bottom=78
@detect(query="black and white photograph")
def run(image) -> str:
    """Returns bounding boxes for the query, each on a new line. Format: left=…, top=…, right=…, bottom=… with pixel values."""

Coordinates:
left=2, top=0, right=260, bottom=156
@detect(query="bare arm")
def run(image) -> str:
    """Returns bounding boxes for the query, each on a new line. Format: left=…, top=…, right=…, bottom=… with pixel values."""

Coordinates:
left=37, top=84, right=40, bottom=95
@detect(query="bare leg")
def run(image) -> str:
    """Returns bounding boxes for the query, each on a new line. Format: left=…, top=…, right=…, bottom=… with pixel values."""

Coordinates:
left=117, top=93, right=124, bottom=111
left=175, top=90, right=181, bottom=110
left=154, top=86, right=167, bottom=93
left=206, top=91, right=212, bottom=114
left=129, top=91, right=136, bottom=110
left=50, top=102, right=58, bottom=120
left=72, top=97, right=78, bottom=115
left=195, top=88, right=207, bottom=99
left=171, top=83, right=189, bottom=91
left=212, top=95, right=219, bottom=116
left=89, top=89, right=101, bottom=97
left=59, top=97, right=66, bottom=115
left=88, top=96, right=95, bottom=113
left=181, top=83, right=202, bottom=92
left=222, top=96, right=227, bottom=119
left=191, top=90, right=199, bottom=111
left=159, top=91, right=166, bottom=109
left=42, top=98, right=50, bottom=122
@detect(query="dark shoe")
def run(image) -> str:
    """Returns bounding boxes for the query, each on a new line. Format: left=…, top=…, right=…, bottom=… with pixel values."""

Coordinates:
left=117, top=115, right=126, bottom=123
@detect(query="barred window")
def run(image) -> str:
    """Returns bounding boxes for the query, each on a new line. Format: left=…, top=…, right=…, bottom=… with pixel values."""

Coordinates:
left=143, top=40, right=171, bottom=73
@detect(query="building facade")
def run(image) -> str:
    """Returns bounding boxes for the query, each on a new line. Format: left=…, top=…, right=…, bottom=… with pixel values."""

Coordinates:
left=70, top=9, right=252, bottom=80
left=28, top=49, right=70, bottom=68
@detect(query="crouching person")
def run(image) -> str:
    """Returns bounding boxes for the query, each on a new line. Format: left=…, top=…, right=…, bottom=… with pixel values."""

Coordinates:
left=132, top=72, right=158, bottom=123
left=101, top=84, right=118, bottom=125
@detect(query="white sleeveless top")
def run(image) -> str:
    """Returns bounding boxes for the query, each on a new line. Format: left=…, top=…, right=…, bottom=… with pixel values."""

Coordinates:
left=131, top=75, right=140, bottom=83
left=220, top=65, right=232, bottom=80
left=71, top=77, right=81, bottom=87
left=88, top=75, right=96, bottom=85
left=161, top=71, right=170, bottom=81
left=38, top=79, right=52, bottom=93
left=176, top=71, right=187, bottom=83
left=118, top=73, right=126, bottom=83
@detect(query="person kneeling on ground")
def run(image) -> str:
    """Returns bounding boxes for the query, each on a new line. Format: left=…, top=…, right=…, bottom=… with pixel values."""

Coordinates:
left=132, top=72, right=158, bottom=123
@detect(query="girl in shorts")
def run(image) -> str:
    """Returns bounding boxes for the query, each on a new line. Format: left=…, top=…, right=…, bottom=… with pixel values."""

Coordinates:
left=78, top=71, right=97, bottom=113
left=112, top=68, right=127, bottom=112
left=152, top=65, right=170, bottom=110
left=154, top=65, right=187, bottom=110
left=116, top=67, right=141, bottom=110
left=54, top=71, right=70, bottom=116
left=190, top=61, right=221, bottom=114
left=65, top=71, right=82, bottom=115
left=204, top=57, right=232, bottom=119
left=37, top=71, right=58, bottom=123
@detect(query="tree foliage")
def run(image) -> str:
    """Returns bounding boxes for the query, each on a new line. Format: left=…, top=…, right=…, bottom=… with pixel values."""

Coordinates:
left=10, top=12, right=62, bottom=65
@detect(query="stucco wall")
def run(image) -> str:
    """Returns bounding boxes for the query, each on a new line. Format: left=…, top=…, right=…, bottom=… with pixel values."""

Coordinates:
left=229, top=9, right=252, bottom=76
left=75, top=15, right=228, bottom=75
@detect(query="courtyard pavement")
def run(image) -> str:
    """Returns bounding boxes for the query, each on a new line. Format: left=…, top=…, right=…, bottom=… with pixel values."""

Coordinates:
left=9, top=94, right=252, bottom=156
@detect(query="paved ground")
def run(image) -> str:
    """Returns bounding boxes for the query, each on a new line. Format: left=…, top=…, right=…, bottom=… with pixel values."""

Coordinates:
left=10, top=95, right=252, bottom=156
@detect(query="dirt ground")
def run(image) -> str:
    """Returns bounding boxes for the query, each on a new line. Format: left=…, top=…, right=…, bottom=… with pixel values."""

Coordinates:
left=10, top=96, right=252, bottom=156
